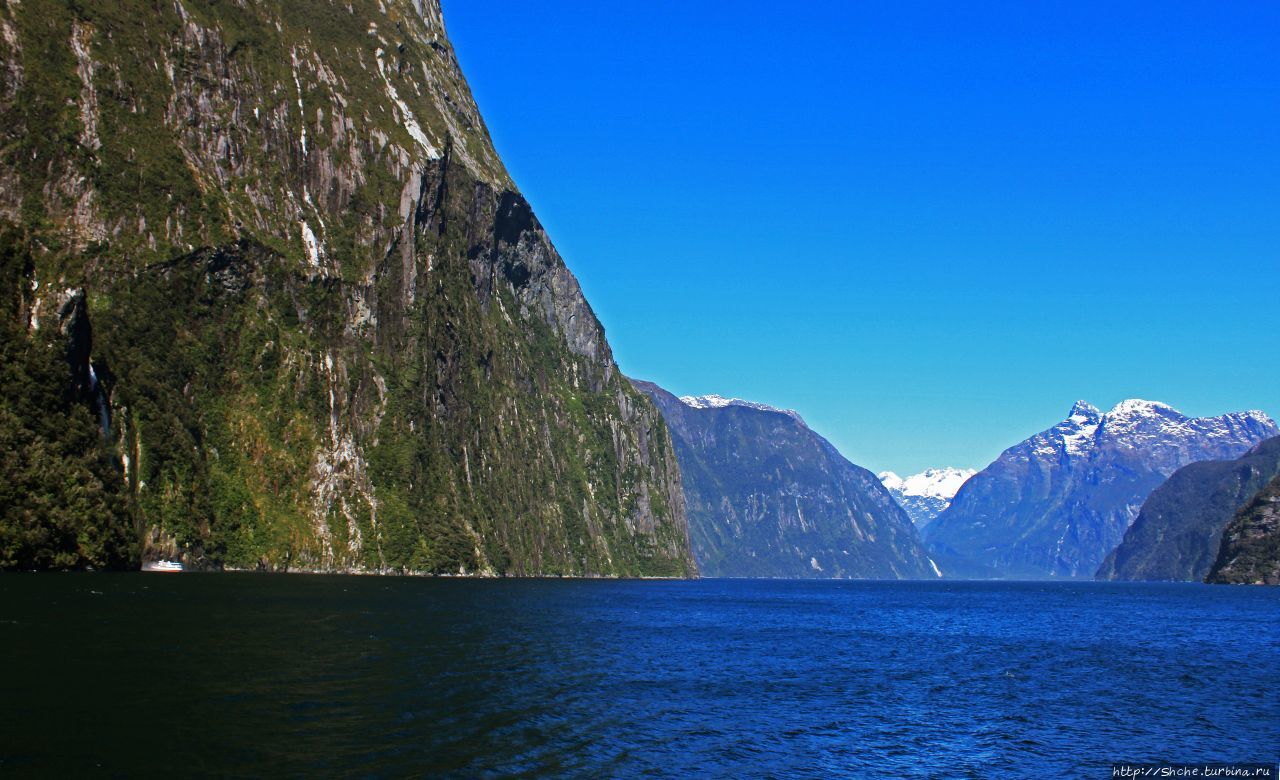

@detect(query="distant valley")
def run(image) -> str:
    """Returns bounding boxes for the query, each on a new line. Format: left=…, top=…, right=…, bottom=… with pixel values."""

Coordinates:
left=879, top=468, right=975, bottom=529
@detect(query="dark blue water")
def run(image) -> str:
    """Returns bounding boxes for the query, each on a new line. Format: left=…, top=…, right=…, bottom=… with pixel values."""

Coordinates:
left=1, top=576, right=1276, bottom=777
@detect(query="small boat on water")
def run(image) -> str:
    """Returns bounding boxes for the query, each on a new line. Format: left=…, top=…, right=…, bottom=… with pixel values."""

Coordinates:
left=142, top=560, right=184, bottom=573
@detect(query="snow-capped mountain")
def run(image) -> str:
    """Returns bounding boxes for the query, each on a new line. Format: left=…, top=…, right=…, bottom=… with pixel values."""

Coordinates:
left=925, top=399, right=1278, bottom=578
left=879, top=468, right=977, bottom=528
left=678, top=394, right=806, bottom=425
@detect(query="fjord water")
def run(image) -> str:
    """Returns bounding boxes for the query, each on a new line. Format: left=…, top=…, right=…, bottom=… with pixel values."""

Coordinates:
left=2, top=577, right=1276, bottom=777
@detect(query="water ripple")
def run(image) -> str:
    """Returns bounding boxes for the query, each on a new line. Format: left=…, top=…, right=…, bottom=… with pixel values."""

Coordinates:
left=1, top=576, right=1277, bottom=777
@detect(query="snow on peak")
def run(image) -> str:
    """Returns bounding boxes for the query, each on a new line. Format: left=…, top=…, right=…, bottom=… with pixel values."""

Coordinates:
left=1107, top=398, right=1179, bottom=418
left=1068, top=400, right=1101, bottom=422
left=678, top=394, right=805, bottom=423
left=1051, top=399, right=1180, bottom=457
left=878, top=471, right=904, bottom=491
left=1239, top=410, right=1276, bottom=427
left=879, top=467, right=977, bottom=527
left=1033, top=398, right=1277, bottom=461
left=878, top=467, right=975, bottom=501
left=679, top=394, right=735, bottom=410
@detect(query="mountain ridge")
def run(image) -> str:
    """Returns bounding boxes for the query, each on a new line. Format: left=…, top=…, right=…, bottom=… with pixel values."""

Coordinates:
left=633, top=378, right=939, bottom=580
left=925, top=399, right=1277, bottom=578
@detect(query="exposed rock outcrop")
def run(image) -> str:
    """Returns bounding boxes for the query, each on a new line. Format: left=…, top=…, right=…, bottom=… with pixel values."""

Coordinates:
left=1206, top=474, right=1280, bottom=585
left=0, top=0, right=694, bottom=575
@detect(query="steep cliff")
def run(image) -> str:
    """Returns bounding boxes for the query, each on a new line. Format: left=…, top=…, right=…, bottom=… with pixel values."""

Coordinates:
left=0, top=0, right=695, bottom=575
left=925, top=400, right=1277, bottom=578
left=633, top=380, right=939, bottom=579
left=1206, top=474, right=1280, bottom=585
left=1096, top=436, right=1280, bottom=582
left=0, top=235, right=133, bottom=569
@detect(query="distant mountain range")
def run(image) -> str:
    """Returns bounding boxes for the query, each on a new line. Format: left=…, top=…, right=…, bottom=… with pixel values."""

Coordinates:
left=1096, top=436, right=1280, bottom=582
left=879, top=468, right=976, bottom=528
left=632, top=381, right=939, bottom=579
left=925, top=400, right=1277, bottom=578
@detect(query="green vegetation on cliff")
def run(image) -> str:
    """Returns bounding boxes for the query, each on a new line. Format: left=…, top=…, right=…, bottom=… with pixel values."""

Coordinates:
left=1206, top=474, right=1280, bottom=585
left=0, top=0, right=694, bottom=575
left=1096, top=436, right=1280, bottom=582
left=0, top=232, right=134, bottom=569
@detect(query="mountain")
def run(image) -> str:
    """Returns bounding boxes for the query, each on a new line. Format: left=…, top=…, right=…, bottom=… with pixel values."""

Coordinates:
left=924, top=400, right=1278, bottom=578
left=1096, top=436, right=1280, bottom=582
left=632, top=381, right=939, bottom=579
left=0, top=0, right=695, bottom=576
left=1206, top=473, right=1280, bottom=585
left=879, top=467, right=976, bottom=528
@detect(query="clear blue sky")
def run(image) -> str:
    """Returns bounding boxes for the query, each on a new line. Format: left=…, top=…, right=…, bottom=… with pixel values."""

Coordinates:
left=441, top=0, right=1280, bottom=475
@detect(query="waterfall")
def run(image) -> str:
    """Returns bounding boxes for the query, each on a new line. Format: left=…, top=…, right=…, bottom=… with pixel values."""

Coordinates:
left=88, top=363, right=110, bottom=438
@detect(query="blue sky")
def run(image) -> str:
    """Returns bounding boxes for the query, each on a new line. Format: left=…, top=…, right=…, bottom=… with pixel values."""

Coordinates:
left=441, top=1, right=1280, bottom=475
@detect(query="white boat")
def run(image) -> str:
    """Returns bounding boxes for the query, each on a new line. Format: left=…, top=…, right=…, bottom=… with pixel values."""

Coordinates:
left=142, top=560, right=184, bottom=573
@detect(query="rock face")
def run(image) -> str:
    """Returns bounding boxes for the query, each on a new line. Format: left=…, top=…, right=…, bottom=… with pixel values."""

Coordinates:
left=1206, top=474, right=1280, bottom=585
left=632, top=380, right=939, bottom=579
left=925, top=400, right=1278, bottom=578
left=879, top=468, right=975, bottom=528
left=1096, top=437, right=1280, bottom=582
left=0, top=0, right=695, bottom=575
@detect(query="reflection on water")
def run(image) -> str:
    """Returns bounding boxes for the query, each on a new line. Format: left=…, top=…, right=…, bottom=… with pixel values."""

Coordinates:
left=1, top=575, right=1277, bottom=776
